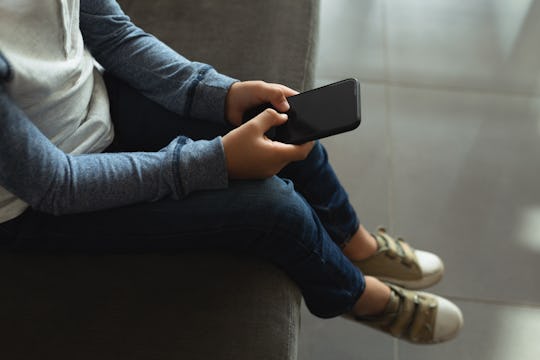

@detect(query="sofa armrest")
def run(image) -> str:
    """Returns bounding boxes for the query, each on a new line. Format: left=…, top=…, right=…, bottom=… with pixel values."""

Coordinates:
left=0, top=253, right=301, bottom=360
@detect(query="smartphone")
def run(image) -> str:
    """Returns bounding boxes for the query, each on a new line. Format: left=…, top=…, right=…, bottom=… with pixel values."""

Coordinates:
left=243, top=78, right=361, bottom=144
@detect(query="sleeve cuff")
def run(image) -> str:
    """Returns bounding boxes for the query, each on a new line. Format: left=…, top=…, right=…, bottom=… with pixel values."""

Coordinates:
left=190, top=67, right=238, bottom=124
left=175, top=136, right=228, bottom=197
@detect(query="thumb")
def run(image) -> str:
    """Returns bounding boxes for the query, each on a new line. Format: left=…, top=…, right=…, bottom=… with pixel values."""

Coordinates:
left=253, top=108, right=288, bottom=133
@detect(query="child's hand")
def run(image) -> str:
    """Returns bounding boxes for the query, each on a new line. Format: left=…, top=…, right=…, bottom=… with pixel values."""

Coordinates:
left=222, top=108, right=314, bottom=179
left=225, top=81, right=298, bottom=127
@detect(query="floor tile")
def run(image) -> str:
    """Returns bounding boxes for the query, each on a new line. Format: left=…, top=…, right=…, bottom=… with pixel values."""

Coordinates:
left=388, top=86, right=540, bottom=304
left=399, top=300, right=540, bottom=360
left=298, top=302, right=396, bottom=360
left=386, top=0, right=540, bottom=95
left=315, top=0, right=386, bottom=82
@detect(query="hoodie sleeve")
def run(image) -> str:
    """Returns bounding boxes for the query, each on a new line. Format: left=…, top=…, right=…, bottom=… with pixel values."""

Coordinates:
left=0, top=75, right=228, bottom=216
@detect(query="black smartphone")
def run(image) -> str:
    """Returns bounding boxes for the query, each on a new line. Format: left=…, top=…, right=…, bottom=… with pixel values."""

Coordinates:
left=243, top=78, right=361, bottom=144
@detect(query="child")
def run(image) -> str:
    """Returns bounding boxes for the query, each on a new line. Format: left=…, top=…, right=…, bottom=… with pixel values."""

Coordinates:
left=0, top=0, right=462, bottom=344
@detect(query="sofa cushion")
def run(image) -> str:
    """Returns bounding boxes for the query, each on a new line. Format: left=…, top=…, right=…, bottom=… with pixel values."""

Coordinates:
left=117, top=0, right=319, bottom=91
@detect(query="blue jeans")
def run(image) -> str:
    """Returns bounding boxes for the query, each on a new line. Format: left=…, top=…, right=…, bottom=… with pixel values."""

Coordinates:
left=0, top=75, right=365, bottom=318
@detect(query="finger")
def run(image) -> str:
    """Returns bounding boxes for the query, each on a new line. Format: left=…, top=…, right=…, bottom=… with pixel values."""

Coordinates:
left=252, top=108, right=288, bottom=133
left=271, top=83, right=299, bottom=97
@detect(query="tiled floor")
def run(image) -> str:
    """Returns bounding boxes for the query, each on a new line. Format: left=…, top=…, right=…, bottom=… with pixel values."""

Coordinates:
left=299, top=0, right=540, bottom=359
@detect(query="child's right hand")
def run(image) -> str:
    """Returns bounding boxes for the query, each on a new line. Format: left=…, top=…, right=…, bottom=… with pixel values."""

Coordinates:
left=222, top=108, right=314, bottom=179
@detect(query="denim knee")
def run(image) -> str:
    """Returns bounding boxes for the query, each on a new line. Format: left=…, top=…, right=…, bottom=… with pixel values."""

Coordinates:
left=279, top=142, right=360, bottom=247
left=246, top=176, right=365, bottom=318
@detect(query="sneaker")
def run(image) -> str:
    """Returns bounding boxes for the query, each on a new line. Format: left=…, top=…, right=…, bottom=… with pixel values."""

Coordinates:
left=344, top=283, right=464, bottom=344
left=350, top=227, right=444, bottom=289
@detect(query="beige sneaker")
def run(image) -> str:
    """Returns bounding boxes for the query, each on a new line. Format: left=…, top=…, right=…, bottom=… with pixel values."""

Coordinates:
left=350, top=228, right=444, bottom=289
left=344, top=283, right=464, bottom=344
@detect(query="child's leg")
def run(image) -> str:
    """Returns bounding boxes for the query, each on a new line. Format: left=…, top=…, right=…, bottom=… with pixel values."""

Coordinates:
left=279, top=142, right=361, bottom=248
left=277, top=146, right=463, bottom=342
left=7, top=176, right=365, bottom=319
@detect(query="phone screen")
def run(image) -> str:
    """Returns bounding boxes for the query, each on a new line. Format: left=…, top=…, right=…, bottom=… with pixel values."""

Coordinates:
left=243, top=78, right=361, bottom=144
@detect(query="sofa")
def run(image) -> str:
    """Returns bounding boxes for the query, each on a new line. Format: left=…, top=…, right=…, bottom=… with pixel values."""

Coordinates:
left=0, top=1, right=320, bottom=359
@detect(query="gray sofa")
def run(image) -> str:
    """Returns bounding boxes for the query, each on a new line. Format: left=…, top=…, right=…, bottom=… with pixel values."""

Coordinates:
left=0, top=1, right=319, bottom=359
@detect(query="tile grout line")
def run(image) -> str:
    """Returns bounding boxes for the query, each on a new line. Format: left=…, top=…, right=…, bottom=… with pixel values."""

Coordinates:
left=381, top=0, right=394, bottom=236
left=381, top=2, right=400, bottom=360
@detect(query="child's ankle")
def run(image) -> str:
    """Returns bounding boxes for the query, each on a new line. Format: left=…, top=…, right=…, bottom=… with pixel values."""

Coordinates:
left=353, top=276, right=391, bottom=317
left=343, top=225, right=378, bottom=261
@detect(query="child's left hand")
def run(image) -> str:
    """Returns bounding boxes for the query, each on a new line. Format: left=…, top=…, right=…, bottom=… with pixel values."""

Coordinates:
left=225, top=80, right=298, bottom=127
